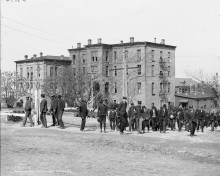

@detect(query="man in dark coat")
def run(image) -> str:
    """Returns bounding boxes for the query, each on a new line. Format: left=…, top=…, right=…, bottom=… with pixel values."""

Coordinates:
left=128, top=102, right=136, bottom=132
left=57, top=95, right=65, bottom=129
left=117, top=96, right=128, bottom=135
left=189, top=106, right=197, bottom=137
left=50, top=95, right=58, bottom=126
left=150, top=103, right=158, bottom=131
left=79, top=99, right=88, bottom=131
left=184, top=107, right=190, bottom=132
left=159, top=104, right=168, bottom=133
left=22, top=96, right=34, bottom=127
left=197, top=106, right=206, bottom=132
left=40, top=94, right=48, bottom=128
left=177, top=107, right=184, bottom=132
left=135, top=101, right=143, bottom=132
left=109, top=108, right=117, bottom=131
left=97, top=99, right=108, bottom=133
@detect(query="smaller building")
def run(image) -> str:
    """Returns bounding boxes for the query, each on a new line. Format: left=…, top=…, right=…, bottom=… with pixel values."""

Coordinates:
left=175, top=92, right=217, bottom=111
left=175, top=78, right=196, bottom=94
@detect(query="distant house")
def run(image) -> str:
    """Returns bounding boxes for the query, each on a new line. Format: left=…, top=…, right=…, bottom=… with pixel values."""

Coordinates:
left=175, top=78, right=196, bottom=94
left=175, top=92, right=217, bottom=111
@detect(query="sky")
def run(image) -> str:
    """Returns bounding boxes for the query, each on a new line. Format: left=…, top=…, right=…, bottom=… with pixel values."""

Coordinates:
left=1, top=0, right=220, bottom=78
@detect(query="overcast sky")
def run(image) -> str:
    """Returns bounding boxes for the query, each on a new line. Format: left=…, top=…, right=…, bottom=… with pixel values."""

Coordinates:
left=2, top=0, right=220, bottom=78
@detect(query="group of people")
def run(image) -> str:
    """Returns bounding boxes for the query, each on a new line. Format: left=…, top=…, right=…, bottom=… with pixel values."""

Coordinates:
left=22, top=94, right=220, bottom=137
left=22, top=94, right=65, bottom=129
left=97, top=96, right=220, bottom=136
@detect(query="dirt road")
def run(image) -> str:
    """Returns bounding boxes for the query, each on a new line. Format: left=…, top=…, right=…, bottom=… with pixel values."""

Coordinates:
left=1, top=113, right=220, bottom=176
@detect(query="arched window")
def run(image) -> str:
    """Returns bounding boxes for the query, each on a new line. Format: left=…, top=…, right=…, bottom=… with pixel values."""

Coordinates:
left=105, top=82, right=109, bottom=93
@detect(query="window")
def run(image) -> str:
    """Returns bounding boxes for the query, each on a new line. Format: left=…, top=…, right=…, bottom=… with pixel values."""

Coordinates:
left=137, top=82, right=141, bottom=94
left=114, top=82, right=117, bottom=93
left=30, top=82, right=33, bottom=89
left=137, top=49, right=141, bottom=61
left=27, top=67, right=29, bottom=79
left=106, top=66, right=109, bottom=76
left=114, top=66, right=117, bottom=76
left=138, top=101, right=142, bottom=105
left=20, top=68, right=23, bottom=77
left=137, top=65, right=141, bottom=75
left=125, top=50, right=128, bottom=59
left=105, top=82, right=109, bottom=93
left=73, top=68, right=76, bottom=76
left=106, top=51, right=109, bottom=62
left=26, top=82, right=29, bottom=89
left=37, top=65, right=40, bottom=78
left=151, top=65, right=154, bottom=76
left=160, top=82, right=163, bottom=90
left=152, top=82, right=155, bottom=95
left=168, top=66, right=171, bottom=76
left=73, top=55, right=76, bottom=65
left=91, top=66, right=98, bottom=73
left=82, top=54, right=86, bottom=64
left=151, top=50, right=155, bottom=61
left=160, top=51, right=163, bottom=60
left=82, top=67, right=86, bottom=74
left=168, top=82, right=170, bottom=93
left=50, top=67, right=54, bottom=77
left=179, top=88, right=182, bottom=93
left=30, top=67, right=33, bottom=81
left=55, top=67, right=58, bottom=76
left=114, top=51, right=117, bottom=62
left=160, top=71, right=163, bottom=77
left=92, top=51, right=98, bottom=62
left=168, top=52, right=171, bottom=58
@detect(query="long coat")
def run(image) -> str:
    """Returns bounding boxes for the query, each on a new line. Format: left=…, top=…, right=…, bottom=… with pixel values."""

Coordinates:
left=79, top=102, right=88, bottom=117
left=40, top=99, right=48, bottom=113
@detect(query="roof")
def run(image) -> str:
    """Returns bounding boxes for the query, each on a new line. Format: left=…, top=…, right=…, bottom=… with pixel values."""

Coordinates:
left=175, top=78, right=196, bottom=87
left=175, top=92, right=217, bottom=100
left=15, top=55, right=71, bottom=63
left=68, top=41, right=176, bottom=52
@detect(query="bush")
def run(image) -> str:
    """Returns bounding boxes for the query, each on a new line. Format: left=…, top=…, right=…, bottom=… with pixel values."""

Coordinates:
left=7, top=115, right=23, bottom=122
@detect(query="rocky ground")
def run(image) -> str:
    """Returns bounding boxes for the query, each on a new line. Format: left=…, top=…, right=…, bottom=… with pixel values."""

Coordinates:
left=1, top=110, right=220, bottom=176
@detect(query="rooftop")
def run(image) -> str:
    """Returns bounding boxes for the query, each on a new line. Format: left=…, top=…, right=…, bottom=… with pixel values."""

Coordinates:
left=175, top=92, right=217, bottom=100
left=15, top=55, right=71, bottom=63
left=175, top=78, right=196, bottom=87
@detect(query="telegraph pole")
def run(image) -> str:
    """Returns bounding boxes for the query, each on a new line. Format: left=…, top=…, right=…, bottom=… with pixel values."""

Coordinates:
left=0, top=0, right=2, bottom=111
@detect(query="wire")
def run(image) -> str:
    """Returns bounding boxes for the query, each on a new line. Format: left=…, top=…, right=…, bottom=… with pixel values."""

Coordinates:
left=2, top=16, right=72, bottom=42
left=2, top=24, right=70, bottom=46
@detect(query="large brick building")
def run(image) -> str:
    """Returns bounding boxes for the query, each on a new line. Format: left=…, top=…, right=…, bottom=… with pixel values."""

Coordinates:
left=68, top=37, right=176, bottom=109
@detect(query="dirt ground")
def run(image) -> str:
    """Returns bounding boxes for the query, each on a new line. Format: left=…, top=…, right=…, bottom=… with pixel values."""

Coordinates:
left=1, top=110, right=220, bottom=176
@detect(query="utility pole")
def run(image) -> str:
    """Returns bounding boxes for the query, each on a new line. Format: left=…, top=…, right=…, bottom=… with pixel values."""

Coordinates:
left=0, top=0, right=2, bottom=111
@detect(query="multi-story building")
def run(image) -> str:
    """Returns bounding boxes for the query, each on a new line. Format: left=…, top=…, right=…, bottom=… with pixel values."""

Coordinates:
left=175, top=78, right=196, bottom=94
left=68, top=37, right=176, bottom=109
left=14, top=53, right=71, bottom=102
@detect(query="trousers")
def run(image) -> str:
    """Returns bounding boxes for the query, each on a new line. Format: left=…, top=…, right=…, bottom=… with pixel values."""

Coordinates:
left=40, top=112, right=47, bottom=127
left=23, top=111, right=34, bottom=126
left=58, top=111, right=65, bottom=128
left=80, top=116, right=86, bottom=130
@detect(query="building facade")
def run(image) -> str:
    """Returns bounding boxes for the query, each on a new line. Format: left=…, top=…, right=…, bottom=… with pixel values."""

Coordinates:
left=68, top=37, right=176, bottom=109
left=14, top=53, right=71, bottom=102
left=175, top=78, right=196, bottom=94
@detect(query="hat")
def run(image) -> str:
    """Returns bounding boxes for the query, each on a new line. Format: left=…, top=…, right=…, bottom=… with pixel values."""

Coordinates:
left=122, top=96, right=127, bottom=100
left=189, top=105, right=193, bottom=108
left=138, top=101, right=141, bottom=105
left=163, top=104, right=167, bottom=108
left=57, top=95, right=62, bottom=98
left=131, top=102, right=134, bottom=105
left=26, top=96, right=29, bottom=98
left=51, top=94, right=55, bottom=98
left=41, top=94, right=45, bottom=98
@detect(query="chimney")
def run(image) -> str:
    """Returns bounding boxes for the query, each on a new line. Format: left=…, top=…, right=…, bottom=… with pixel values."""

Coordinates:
left=33, top=54, right=37, bottom=59
left=154, top=38, right=156, bottom=43
left=88, top=39, right=92, bottom=45
left=97, top=38, right=102, bottom=44
left=40, top=52, right=43, bottom=57
left=24, top=55, right=28, bottom=59
left=120, top=40, right=123, bottom=44
left=160, top=39, right=165, bottom=45
left=77, top=43, right=81, bottom=48
left=130, top=37, right=134, bottom=43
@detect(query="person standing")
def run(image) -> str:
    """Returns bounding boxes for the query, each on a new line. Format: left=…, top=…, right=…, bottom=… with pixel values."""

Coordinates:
left=197, top=106, right=206, bottom=132
left=40, top=94, right=48, bottom=128
left=150, top=103, right=158, bottom=131
left=50, top=95, right=58, bottom=126
left=97, top=99, right=108, bottom=133
left=188, top=106, right=197, bottom=137
left=210, top=112, right=217, bottom=132
left=57, top=95, right=65, bottom=129
left=117, top=96, right=128, bottom=135
left=159, top=104, right=168, bottom=133
left=184, top=107, right=190, bottom=132
left=109, top=108, right=116, bottom=131
left=177, top=107, right=184, bottom=132
left=128, top=102, right=136, bottom=132
left=169, top=108, right=175, bottom=131
left=135, top=101, right=143, bottom=133
left=79, top=99, right=88, bottom=131
left=22, top=96, right=34, bottom=127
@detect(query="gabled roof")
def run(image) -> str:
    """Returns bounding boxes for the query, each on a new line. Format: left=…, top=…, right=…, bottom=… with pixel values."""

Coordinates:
left=15, top=55, right=70, bottom=63
left=175, top=78, right=196, bottom=87
left=175, top=92, right=217, bottom=100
